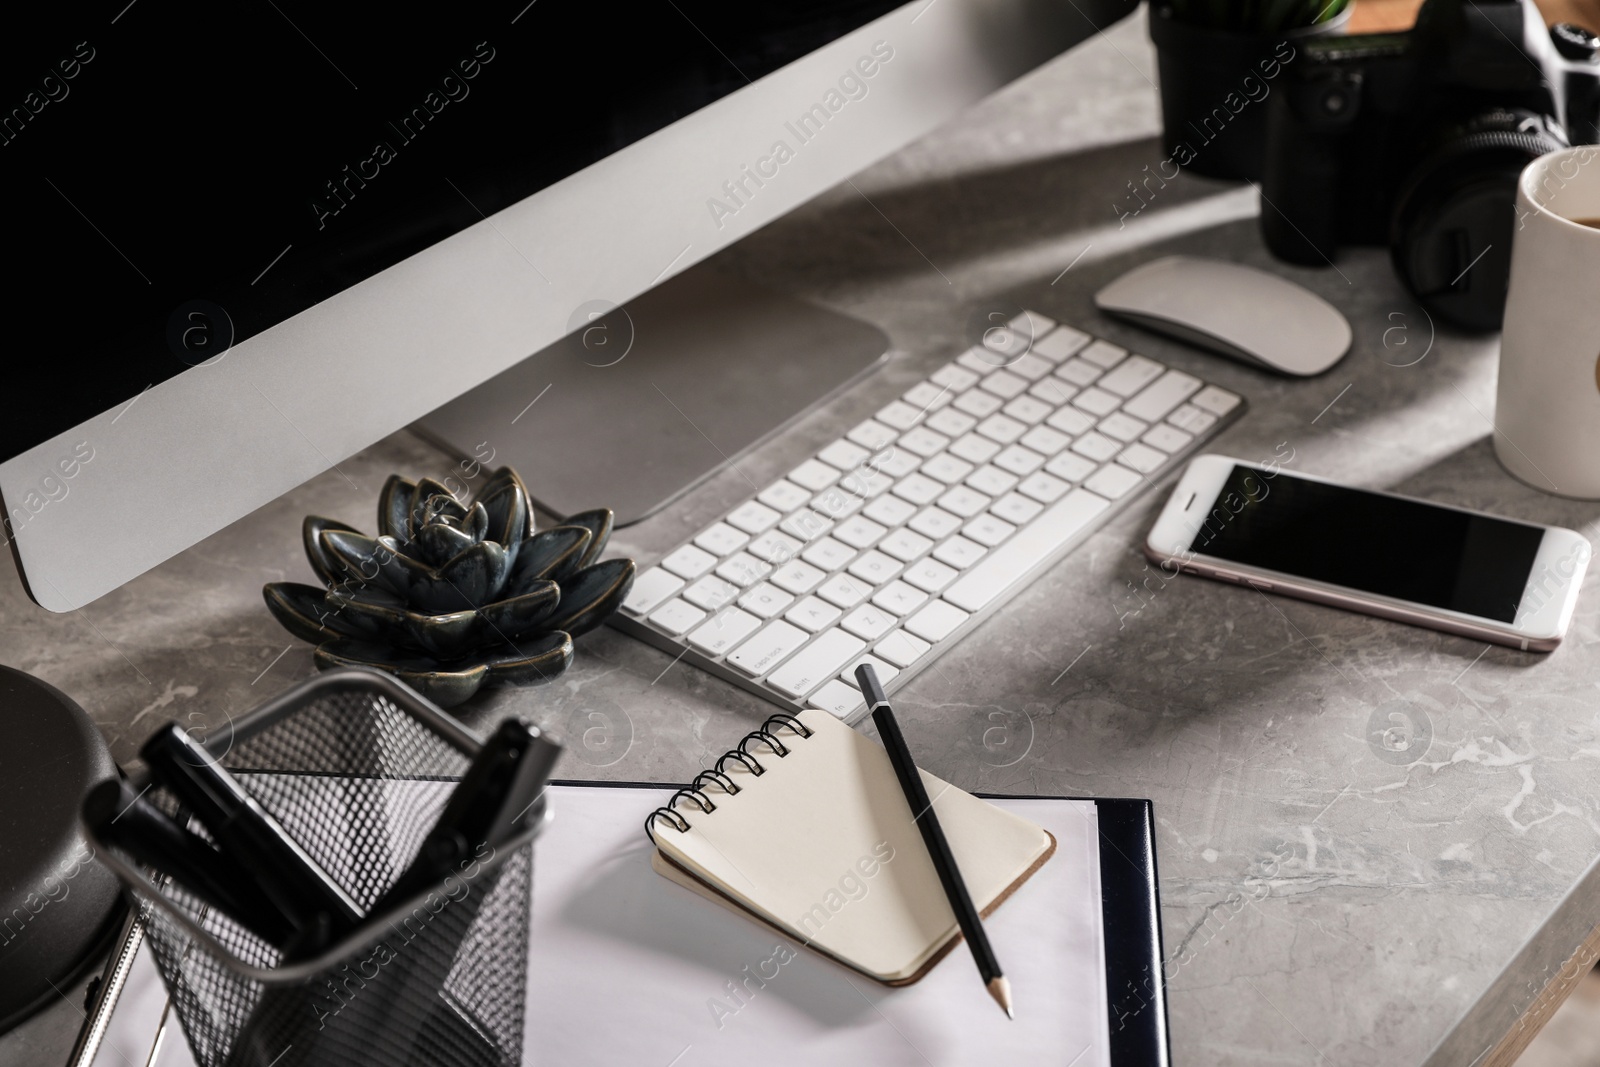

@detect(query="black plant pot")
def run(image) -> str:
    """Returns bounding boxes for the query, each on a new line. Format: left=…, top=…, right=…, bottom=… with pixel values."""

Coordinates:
left=1148, top=4, right=1349, bottom=181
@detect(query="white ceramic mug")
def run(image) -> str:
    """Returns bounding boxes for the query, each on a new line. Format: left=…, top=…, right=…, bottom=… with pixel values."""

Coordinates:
left=1496, top=145, right=1600, bottom=498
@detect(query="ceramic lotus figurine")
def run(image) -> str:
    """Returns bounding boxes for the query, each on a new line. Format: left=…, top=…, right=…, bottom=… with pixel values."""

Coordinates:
left=263, top=467, right=634, bottom=706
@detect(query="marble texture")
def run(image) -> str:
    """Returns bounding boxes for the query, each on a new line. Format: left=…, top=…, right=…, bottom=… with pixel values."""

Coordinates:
left=7, top=11, right=1600, bottom=1067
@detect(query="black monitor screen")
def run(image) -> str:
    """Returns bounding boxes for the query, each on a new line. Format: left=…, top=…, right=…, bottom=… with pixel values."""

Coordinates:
left=1, top=1, right=903, bottom=463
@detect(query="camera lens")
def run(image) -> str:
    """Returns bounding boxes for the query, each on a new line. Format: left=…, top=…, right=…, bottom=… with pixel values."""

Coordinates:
left=1390, top=109, right=1564, bottom=332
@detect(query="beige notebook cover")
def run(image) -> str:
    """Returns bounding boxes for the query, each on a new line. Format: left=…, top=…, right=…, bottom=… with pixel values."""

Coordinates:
left=650, top=708, right=1056, bottom=985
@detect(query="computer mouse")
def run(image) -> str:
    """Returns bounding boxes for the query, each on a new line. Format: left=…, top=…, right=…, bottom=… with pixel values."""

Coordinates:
left=1093, top=255, right=1352, bottom=376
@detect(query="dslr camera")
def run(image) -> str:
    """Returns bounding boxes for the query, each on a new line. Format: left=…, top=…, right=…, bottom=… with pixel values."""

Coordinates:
left=1259, top=0, right=1600, bottom=330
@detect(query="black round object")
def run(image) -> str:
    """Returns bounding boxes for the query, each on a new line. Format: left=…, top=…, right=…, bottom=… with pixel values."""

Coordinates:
left=1551, top=22, right=1600, bottom=61
left=0, top=666, right=124, bottom=1033
left=1391, top=110, right=1564, bottom=333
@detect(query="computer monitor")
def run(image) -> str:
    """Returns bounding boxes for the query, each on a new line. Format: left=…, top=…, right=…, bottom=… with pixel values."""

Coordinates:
left=3, top=0, right=1132, bottom=612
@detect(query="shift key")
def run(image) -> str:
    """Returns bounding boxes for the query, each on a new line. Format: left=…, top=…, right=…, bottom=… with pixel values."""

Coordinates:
left=944, top=489, right=1110, bottom=612
left=765, top=628, right=867, bottom=697
left=1122, top=370, right=1201, bottom=422
left=727, top=621, right=809, bottom=676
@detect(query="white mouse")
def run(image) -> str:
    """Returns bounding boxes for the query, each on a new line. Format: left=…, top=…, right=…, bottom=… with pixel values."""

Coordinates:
left=1093, top=255, right=1351, bottom=376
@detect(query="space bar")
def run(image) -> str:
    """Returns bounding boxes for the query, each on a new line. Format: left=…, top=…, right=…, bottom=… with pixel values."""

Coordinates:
left=944, top=489, right=1111, bottom=613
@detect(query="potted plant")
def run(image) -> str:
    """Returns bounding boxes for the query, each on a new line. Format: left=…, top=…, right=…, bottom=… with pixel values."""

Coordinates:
left=1149, top=0, right=1352, bottom=181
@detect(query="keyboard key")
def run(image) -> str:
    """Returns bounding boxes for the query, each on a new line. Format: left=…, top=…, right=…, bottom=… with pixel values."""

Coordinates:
left=802, top=536, right=856, bottom=571
left=903, top=557, right=958, bottom=593
left=993, top=445, right=1045, bottom=476
left=903, top=381, right=952, bottom=411
left=938, top=485, right=992, bottom=518
left=841, top=604, right=898, bottom=641
left=817, top=440, right=871, bottom=471
left=817, top=573, right=871, bottom=609
left=1019, top=426, right=1071, bottom=456
left=847, top=550, right=902, bottom=585
left=878, top=528, right=934, bottom=562
left=979, top=371, right=1028, bottom=399
left=949, top=433, right=1002, bottom=464
left=770, top=559, right=826, bottom=595
left=624, top=567, right=684, bottom=615
left=841, top=653, right=899, bottom=688
left=767, top=629, right=867, bottom=698
left=811, top=679, right=865, bottom=718
left=1071, top=432, right=1121, bottom=462
left=683, top=575, right=740, bottom=610
left=963, top=513, right=1016, bottom=547
left=1084, top=464, right=1143, bottom=500
left=943, top=489, right=1110, bottom=612
left=1003, top=396, right=1052, bottom=425
left=953, top=390, right=1003, bottom=418
left=1028, top=378, right=1076, bottom=405
left=1044, top=452, right=1098, bottom=482
left=1056, top=358, right=1103, bottom=387
left=716, top=551, right=769, bottom=587
left=727, top=500, right=781, bottom=534
left=1167, top=404, right=1217, bottom=433
left=907, top=507, right=962, bottom=541
left=966, top=465, right=1018, bottom=497
left=992, top=492, right=1044, bottom=525
left=727, top=620, right=808, bottom=676
left=1045, top=407, right=1094, bottom=436
left=872, top=448, right=922, bottom=478
left=876, top=400, right=925, bottom=431
left=1034, top=326, right=1090, bottom=360
left=1071, top=387, right=1121, bottom=417
left=788, top=459, right=841, bottom=491
left=694, top=522, right=748, bottom=556
left=1097, top=412, right=1149, bottom=443
left=925, top=407, right=977, bottom=437
left=661, top=544, right=717, bottom=580
left=875, top=629, right=932, bottom=668
left=905, top=600, right=969, bottom=642
left=1117, top=443, right=1167, bottom=474
left=785, top=595, right=842, bottom=632
left=687, top=607, right=761, bottom=655
left=1096, top=354, right=1163, bottom=396
left=891, top=473, right=945, bottom=506
left=1012, top=309, right=1056, bottom=334
left=1124, top=370, right=1202, bottom=422
left=649, top=598, right=707, bottom=636
left=933, top=535, right=987, bottom=569
left=739, top=582, right=794, bottom=618
left=811, top=488, right=863, bottom=520
left=834, top=515, right=888, bottom=549
left=898, top=427, right=951, bottom=458
left=958, top=347, right=999, bottom=372
left=863, top=495, right=917, bottom=527
left=1142, top=424, right=1194, bottom=453
left=1006, top=353, right=1054, bottom=381
left=1079, top=340, right=1127, bottom=369
left=779, top=508, right=832, bottom=543
left=1191, top=386, right=1241, bottom=416
left=930, top=363, right=980, bottom=391
left=1018, top=471, right=1070, bottom=503
left=837, top=466, right=893, bottom=500
left=980, top=319, right=1035, bottom=363
left=922, top=452, right=975, bottom=485
left=747, top=531, right=803, bottom=564
left=848, top=419, right=897, bottom=450
left=976, top=414, right=1027, bottom=444
left=873, top=580, right=927, bottom=615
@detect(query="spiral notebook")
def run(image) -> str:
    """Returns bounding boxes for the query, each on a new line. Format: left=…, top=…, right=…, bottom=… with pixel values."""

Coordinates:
left=646, top=708, right=1057, bottom=985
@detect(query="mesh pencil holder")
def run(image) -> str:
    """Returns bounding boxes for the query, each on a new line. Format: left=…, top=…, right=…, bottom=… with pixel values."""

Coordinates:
left=85, top=668, right=547, bottom=1067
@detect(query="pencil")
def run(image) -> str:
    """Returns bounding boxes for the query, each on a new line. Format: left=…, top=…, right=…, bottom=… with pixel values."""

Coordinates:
left=855, top=662, right=1014, bottom=1020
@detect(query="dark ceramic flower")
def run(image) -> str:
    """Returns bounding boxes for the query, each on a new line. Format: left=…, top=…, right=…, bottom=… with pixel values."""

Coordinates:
left=262, top=467, right=634, bottom=706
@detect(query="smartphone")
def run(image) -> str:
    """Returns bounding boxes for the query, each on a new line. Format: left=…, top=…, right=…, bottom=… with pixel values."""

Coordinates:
left=1145, top=455, right=1591, bottom=651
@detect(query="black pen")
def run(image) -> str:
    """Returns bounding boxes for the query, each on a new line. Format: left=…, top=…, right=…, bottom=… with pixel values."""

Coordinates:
left=141, top=724, right=363, bottom=952
left=856, top=663, right=1014, bottom=1020
left=83, top=778, right=296, bottom=946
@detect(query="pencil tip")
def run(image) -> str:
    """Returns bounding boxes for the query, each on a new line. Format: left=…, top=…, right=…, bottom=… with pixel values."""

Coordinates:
left=988, top=976, right=1014, bottom=1020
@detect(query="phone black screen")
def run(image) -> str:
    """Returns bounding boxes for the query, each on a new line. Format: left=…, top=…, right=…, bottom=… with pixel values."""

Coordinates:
left=1193, top=465, right=1545, bottom=623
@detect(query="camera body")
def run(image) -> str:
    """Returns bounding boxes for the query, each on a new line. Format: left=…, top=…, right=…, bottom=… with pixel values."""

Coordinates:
left=1259, top=0, right=1600, bottom=331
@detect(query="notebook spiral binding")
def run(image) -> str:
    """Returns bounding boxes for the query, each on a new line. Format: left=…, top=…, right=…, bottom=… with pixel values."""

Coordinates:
left=645, top=713, right=814, bottom=845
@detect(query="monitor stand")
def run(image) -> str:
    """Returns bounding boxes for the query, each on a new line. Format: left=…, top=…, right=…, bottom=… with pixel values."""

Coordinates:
left=414, top=264, right=890, bottom=526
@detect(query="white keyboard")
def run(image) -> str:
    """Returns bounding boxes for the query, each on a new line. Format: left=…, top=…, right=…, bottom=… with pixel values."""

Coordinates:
left=613, top=311, right=1245, bottom=724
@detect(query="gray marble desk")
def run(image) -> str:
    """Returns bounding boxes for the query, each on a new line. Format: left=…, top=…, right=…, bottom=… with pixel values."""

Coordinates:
left=8, top=14, right=1600, bottom=1067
